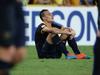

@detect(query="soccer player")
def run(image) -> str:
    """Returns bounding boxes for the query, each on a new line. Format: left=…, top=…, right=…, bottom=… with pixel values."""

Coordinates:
left=93, top=0, right=100, bottom=75
left=35, top=9, right=89, bottom=59
left=0, top=0, right=26, bottom=75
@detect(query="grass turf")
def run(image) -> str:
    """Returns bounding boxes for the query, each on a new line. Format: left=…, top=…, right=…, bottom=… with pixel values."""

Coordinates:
left=11, top=46, right=93, bottom=75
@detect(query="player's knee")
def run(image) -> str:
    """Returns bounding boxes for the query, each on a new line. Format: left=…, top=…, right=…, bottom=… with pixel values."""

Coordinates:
left=0, top=46, right=16, bottom=63
left=71, top=30, right=76, bottom=36
left=13, top=47, right=26, bottom=64
left=60, top=34, right=68, bottom=41
left=46, top=34, right=62, bottom=45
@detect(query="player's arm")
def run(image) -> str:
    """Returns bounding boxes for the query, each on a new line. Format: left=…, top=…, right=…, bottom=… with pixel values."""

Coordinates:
left=61, top=26, right=76, bottom=35
left=53, top=22, right=73, bottom=32
left=41, top=25, right=71, bottom=35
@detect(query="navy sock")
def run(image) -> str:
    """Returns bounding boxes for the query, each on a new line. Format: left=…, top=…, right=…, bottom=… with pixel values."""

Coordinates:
left=68, top=38, right=80, bottom=54
left=0, top=61, right=10, bottom=69
left=0, top=60, right=11, bottom=75
left=0, top=61, right=14, bottom=69
left=93, top=37, right=100, bottom=75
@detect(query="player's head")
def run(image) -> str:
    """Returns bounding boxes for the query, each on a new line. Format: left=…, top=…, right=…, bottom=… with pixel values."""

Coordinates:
left=40, top=9, right=53, bottom=23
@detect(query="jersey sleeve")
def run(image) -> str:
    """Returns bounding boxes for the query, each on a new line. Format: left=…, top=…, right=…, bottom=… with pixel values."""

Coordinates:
left=39, top=24, right=46, bottom=33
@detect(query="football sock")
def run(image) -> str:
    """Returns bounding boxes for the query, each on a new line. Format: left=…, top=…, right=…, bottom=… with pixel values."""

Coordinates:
left=68, top=38, right=81, bottom=54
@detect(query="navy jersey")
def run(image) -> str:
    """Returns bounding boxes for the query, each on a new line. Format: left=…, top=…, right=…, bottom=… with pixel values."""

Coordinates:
left=35, top=22, right=62, bottom=50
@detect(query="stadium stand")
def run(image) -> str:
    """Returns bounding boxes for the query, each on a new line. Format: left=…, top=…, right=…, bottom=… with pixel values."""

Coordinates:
left=28, top=0, right=55, bottom=5
left=27, top=0, right=96, bottom=6
left=80, top=0, right=95, bottom=6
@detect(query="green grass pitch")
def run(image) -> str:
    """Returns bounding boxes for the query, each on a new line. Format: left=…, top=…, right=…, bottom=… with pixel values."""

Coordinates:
left=11, top=46, right=93, bottom=75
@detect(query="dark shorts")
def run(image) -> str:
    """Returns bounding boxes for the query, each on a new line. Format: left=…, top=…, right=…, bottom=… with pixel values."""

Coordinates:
left=0, top=2, right=25, bottom=47
left=14, top=2, right=25, bottom=47
left=36, top=35, right=62, bottom=59
left=36, top=41, right=62, bottom=59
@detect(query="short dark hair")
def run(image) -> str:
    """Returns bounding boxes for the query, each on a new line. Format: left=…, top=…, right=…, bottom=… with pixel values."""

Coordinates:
left=39, top=9, right=48, bottom=21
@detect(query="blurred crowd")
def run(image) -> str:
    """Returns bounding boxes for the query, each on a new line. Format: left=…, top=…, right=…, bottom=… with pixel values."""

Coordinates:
left=22, top=0, right=96, bottom=6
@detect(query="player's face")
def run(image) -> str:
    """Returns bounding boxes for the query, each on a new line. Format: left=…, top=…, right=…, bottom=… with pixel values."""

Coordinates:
left=43, top=11, right=53, bottom=22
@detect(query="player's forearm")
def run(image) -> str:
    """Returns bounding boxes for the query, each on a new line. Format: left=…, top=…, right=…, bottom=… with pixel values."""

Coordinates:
left=52, top=28, right=70, bottom=34
left=42, top=26, right=71, bottom=34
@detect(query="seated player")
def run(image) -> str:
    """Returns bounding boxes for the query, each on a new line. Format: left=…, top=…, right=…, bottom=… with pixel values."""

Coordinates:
left=35, top=9, right=90, bottom=59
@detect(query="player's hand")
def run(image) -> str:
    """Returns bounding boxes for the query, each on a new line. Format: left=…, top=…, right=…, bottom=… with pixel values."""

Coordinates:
left=63, top=28, right=72, bottom=35
left=70, top=29, right=76, bottom=39
left=71, top=29, right=76, bottom=36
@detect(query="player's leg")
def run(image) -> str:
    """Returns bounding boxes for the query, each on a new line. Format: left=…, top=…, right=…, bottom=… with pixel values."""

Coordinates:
left=60, top=34, right=80, bottom=54
left=0, top=46, right=16, bottom=75
left=41, top=33, right=59, bottom=58
left=0, top=26, right=15, bottom=75
left=35, top=43, right=46, bottom=58
left=60, top=33, right=90, bottom=59
left=60, top=34, right=77, bottom=59
left=66, top=37, right=90, bottom=59
left=51, top=34, right=69, bottom=57
left=93, top=33, right=100, bottom=75
left=0, top=4, right=17, bottom=75
left=41, top=41, right=56, bottom=58
left=11, top=1, right=26, bottom=64
left=67, top=38, right=80, bottom=54
left=12, top=47, right=26, bottom=64
left=67, top=38, right=88, bottom=59
left=93, top=0, right=100, bottom=74
left=12, top=23, right=26, bottom=64
left=40, top=33, right=67, bottom=58
left=59, top=28, right=79, bottom=55
left=48, top=33, right=77, bottom=59
left=35, top=34, right=61, bottom=58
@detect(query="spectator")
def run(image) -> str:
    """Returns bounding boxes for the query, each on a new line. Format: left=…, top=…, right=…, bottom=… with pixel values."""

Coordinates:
left=71, top=0, right=80, bottom=6
left=22, top=0, right=29, bottom=5
left=28, top=0, right=34, bottom=4
left=30, top=0, right=56, bottom=5
left=54, top=0, right=63, bottom=6
left=63, top=0, right=80, bottom=6
left=80, top=0, right=94, bottom=6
